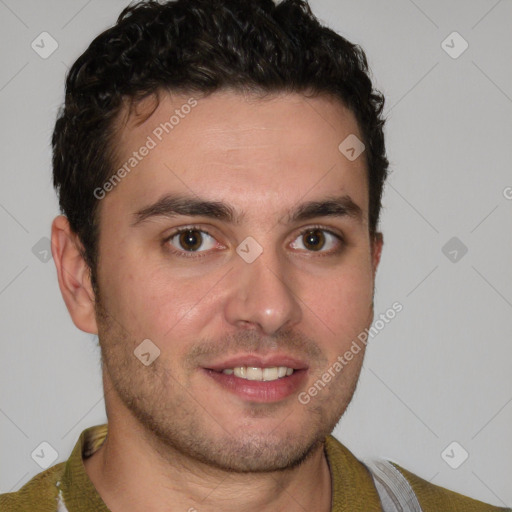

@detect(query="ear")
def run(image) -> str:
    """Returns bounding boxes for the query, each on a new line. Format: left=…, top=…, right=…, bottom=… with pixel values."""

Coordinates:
left=371, top=231, right=384, bottom=278
left=51, top=215, right=98, bottom=334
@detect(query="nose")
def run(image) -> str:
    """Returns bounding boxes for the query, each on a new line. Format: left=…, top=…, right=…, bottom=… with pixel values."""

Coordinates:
left=223, top=246, right=302, bottom=335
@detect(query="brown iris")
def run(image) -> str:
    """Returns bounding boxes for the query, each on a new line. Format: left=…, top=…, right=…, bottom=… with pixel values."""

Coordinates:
left=179, top=230, right=203, bottom=251
left=302, top=229, right=325, bottom=251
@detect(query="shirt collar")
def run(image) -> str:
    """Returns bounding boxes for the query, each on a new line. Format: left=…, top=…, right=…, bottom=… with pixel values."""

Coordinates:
left=58, top=424, right=381, bottom=512
left=59, top=424, right=110, bottom=512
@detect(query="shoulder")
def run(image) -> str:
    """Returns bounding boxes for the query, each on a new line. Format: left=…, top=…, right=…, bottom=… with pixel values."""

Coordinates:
left=1, top=424, right=108, bottom=512
left=0, top=461, right=66, bottom=512
left=391, top=462, right=510, bottom=512
left=325, top=434, right=510, bottom=511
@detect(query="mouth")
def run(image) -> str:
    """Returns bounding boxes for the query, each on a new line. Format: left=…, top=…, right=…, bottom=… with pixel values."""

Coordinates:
left=202, top=355, right=309, bottom=403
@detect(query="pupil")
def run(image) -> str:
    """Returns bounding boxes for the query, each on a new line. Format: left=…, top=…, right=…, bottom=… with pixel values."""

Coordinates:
left=304, top=229, right=324, bottom=251
left=180, top=230, right=202, bottom=251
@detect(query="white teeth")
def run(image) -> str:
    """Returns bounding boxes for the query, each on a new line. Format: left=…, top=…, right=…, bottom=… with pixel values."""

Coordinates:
left=222, top=366, right=295, bottom=381
left=262, top=367, right=278, bottom=381
left=233, top=367, right=246, bottom=378
left=246, top=367, right=263, bottom=380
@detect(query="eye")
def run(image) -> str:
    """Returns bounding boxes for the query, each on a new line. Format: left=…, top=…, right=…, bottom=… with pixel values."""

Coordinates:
left=290, top=227, right=343, bottom=253
left=163, top=225, right=344, bottom=259
left=166, top=227, right=218, bottom=255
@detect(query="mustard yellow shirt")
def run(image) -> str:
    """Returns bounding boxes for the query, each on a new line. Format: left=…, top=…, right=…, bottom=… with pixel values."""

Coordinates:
left=1, top=424, right=509, bottom=511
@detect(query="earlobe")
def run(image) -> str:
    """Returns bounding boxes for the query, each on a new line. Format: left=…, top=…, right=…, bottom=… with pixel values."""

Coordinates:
left=51, top=215, right=98, bottom=334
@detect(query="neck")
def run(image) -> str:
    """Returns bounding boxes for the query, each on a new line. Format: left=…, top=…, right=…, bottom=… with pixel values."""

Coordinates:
left=84, top=415, right=332, bottom=512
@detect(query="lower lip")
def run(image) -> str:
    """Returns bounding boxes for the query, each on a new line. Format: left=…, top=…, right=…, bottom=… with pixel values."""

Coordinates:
left=203, top=368, right=308, bottom=403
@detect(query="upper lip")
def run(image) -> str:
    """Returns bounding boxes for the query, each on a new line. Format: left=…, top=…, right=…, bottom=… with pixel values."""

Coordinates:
left=204, top=353, right=309, bottom=372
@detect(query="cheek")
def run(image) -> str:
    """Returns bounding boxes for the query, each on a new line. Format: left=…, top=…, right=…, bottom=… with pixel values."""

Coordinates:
left=109, top=260, right=218, bottom=342
left=310, top=262, right=374, bottom=332
left=96, top=250, right=169, bottom=337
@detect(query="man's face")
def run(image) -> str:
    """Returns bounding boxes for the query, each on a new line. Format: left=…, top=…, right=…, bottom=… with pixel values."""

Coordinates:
left=92, top=90, right=382, bottom=472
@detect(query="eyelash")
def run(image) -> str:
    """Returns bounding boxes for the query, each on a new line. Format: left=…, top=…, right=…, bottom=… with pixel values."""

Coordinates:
left=162, top=224, right=346, bottom=260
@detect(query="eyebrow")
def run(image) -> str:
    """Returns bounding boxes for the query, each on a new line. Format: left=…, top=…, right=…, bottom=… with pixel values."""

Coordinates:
left=131, top=193, right=363, bottom=227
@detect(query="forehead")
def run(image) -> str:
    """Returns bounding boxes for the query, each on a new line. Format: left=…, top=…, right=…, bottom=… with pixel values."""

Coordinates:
left=103, top=90, right=369, bottom=226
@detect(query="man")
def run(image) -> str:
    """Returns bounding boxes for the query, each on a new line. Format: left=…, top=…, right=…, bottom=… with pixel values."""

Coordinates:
left=1, top=0, right=509, bottom=511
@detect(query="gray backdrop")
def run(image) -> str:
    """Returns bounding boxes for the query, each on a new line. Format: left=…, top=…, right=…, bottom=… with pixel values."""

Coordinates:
left=1, top=0, right=511, bottom=506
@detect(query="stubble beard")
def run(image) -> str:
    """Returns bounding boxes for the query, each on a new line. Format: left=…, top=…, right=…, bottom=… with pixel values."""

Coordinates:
left=93, top=292, right=364, bottom=474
